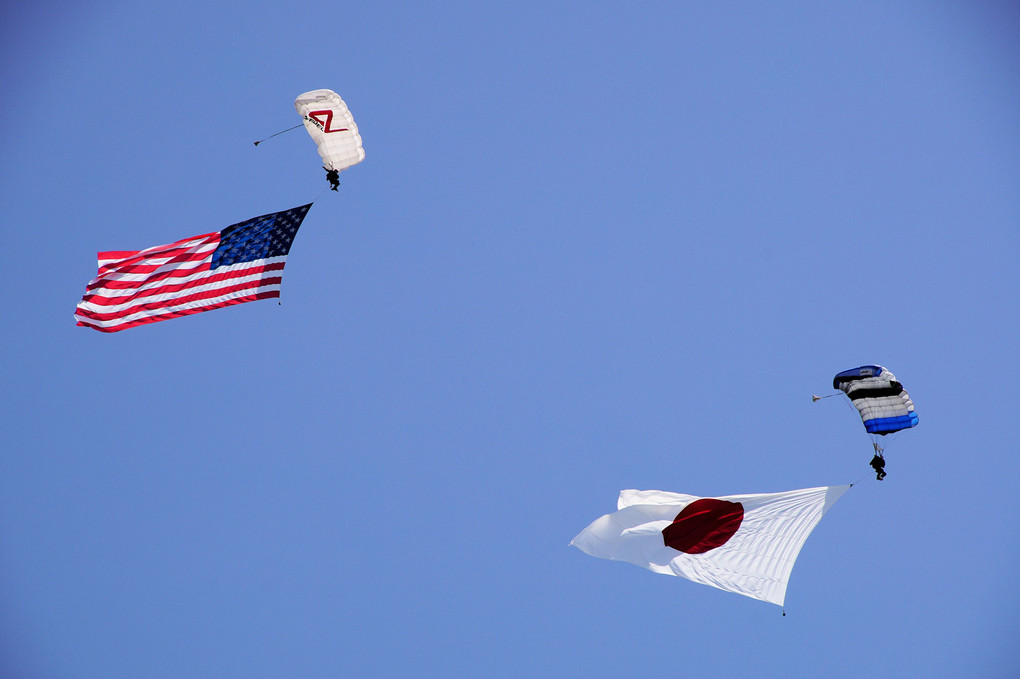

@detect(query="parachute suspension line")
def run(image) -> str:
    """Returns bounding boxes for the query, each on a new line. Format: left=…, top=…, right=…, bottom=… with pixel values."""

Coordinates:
left=833, top=394, right=883, bottom=477
left=837, top=396, right=874, bottom=451
left=312, top=186, right=329, bottom=203
left=253, top=123, right=304, bottom=146
left=849, top=471, right=870, bottom=487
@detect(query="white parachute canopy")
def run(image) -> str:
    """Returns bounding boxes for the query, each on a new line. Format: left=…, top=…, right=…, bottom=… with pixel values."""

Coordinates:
left=294, top=89, right=364, bottom=184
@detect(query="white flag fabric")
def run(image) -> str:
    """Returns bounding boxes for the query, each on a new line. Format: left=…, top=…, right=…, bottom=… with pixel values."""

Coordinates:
left=570, top=485, right=849, bottom=606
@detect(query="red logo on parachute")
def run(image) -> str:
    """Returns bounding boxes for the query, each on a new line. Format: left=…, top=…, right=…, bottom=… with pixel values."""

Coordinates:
left=306, top=110, right=349, bottom=133
left=662, top=498, right=744, bottom=554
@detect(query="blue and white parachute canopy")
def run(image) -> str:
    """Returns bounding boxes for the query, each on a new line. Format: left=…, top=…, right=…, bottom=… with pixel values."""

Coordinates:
left=833, top=365, right=918, bottom=435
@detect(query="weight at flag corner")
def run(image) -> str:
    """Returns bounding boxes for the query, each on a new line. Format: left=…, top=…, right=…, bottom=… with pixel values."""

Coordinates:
left=570, top=485, right=849, bottom=606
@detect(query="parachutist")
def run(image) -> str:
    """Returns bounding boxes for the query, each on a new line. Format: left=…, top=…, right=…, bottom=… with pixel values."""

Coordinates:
left=870, top=453, right=887, bottom=481
left=325, top=168, right=340, bottom=191
left=830, top=366, right=916, bottom=481
left=296, top=90, right=364, bottom=188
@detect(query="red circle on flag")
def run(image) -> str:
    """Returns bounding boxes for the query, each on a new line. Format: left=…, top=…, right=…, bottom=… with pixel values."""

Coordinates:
left=661, top=498, right=744, bottom=554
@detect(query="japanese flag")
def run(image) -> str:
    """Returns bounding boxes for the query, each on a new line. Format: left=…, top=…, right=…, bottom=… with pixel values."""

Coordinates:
left=570, top=485, right=849, bottom=606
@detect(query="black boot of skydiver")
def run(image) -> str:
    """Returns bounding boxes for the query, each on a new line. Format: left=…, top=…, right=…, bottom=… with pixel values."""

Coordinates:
left=870, top=454, right=887, bottom=481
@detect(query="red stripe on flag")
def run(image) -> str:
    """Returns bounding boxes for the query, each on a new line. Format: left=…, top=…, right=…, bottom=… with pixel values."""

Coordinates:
left=86, top=262, right=213, bottom=292
left=95, top=233, right=218, bottom=274
left=81, top=263, right=286, bottom=304
left=75, top=291, right=281, bottom=332
left=75, top=277, right=284, bottom=324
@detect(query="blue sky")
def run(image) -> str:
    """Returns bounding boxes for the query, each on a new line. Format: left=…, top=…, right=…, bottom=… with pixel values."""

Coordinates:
left=2, top=2, right=1018, bottom=677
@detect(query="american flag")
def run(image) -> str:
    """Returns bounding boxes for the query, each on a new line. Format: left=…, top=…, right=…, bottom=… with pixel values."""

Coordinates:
left=75, top=204, right=312, bottom=332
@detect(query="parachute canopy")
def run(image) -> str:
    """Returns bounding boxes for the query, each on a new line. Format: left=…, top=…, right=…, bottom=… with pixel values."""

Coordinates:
left=294, top=89, right=365, bottom=182
left=833, top=365, right=918, bottom=435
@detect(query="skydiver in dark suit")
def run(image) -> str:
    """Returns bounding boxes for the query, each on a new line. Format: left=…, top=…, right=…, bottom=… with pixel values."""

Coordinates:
left=870, top=452, right=887, bottom=480
left=325, top=168, right=340, bottom=191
